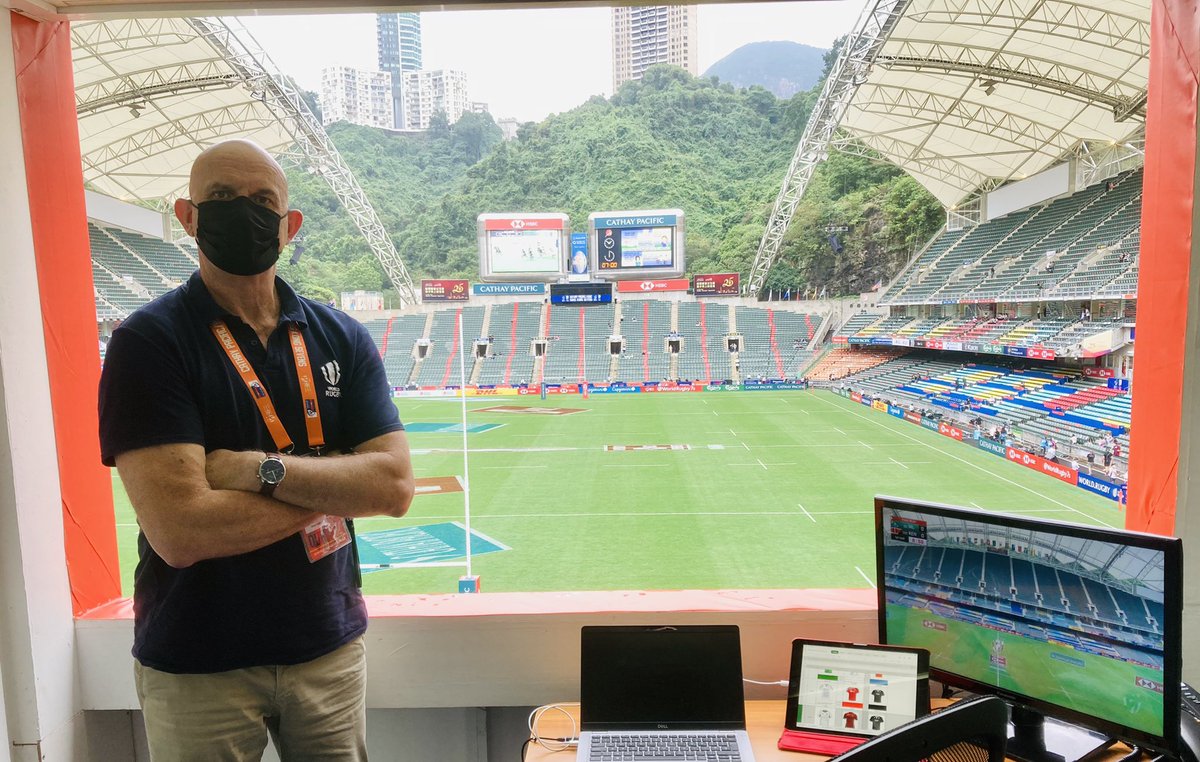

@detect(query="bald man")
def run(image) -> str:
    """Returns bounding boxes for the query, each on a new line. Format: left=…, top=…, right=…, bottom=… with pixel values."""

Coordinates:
left=99, top=140, right=414, bottom=761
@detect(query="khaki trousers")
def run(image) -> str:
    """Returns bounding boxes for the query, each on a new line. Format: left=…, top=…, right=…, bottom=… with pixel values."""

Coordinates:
left=135, top=637, right=368, bottom=762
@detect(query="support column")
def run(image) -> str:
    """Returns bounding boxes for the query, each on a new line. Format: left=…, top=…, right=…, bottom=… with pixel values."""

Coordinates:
left=1, top=10, right=94, bottom=759
left=1127, top=0, right=1200, bottom=682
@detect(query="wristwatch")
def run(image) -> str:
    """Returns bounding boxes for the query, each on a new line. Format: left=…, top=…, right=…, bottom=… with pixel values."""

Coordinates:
left=257, top=453, right=286, bottom=497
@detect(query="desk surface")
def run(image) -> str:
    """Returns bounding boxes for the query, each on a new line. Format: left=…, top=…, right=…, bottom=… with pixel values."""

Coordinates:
left=524, top=700, right=815, bottom=762
left=523, top=700, right=1137, bottom=762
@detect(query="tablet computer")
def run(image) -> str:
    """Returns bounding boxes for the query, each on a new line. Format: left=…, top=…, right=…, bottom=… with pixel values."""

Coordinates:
left=784, top=639, right=931, bottom=739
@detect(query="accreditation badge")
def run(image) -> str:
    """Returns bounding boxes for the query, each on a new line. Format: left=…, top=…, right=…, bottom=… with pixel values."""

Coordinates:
left=302, top=514, right=352, bottom=563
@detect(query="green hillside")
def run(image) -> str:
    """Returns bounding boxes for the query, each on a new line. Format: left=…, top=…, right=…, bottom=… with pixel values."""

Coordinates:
left=284, top=64, right=943, bottom=303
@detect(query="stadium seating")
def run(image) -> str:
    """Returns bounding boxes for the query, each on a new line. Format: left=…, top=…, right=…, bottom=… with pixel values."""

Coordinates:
left=831, top=349, right=1131, bottom=476
left=615, top=299, right=673, bottom=383
left=542, top=304, right=585, bottom=383
left=413, top=306, right=484, bottom=387
left=882, top=169, right=1143, bottom=306
left=807, top=346, right=910, bottom=381
left=676, top=301, right=712, bottom=382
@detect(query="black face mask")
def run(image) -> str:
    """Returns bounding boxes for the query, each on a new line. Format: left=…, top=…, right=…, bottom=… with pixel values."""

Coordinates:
left=193, top=197, right=285, bottom=276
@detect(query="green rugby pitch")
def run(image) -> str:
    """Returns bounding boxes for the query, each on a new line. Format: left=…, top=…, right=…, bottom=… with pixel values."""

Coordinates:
left=110, top=390, right=1122, bottom=596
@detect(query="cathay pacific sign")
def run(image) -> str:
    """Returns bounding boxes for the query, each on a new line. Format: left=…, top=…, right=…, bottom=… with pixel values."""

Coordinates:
left=593, top=214, right=677, bottom=228
left=472, top=283, right=548, bottom=295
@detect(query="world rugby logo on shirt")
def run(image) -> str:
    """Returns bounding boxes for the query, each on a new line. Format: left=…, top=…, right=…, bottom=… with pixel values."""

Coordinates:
left=322, top=361, right=341, bottom=398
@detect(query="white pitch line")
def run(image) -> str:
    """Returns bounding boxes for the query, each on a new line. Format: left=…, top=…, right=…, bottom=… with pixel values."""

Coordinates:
left=742, top=441, right=751, bottom=451
left=601, top=463, right=671, bottom=467
left=813, top=393, right=1116, bottom=528
left=970, top=501, right=983, bottom=509
left=834, top=427, right=847, bottom=435
left=855, top=566, right=877, bottom=589
left=859, top=440, right=874, bottom=450
left=888, top=457, right=909, bottom=470
left=756, top=459, right=769, bottom=470
left=729, top=428, right=738, bottom=436
left=479, top=464, right=548, bottom=469
left=797, top=503, right=816, bottom=523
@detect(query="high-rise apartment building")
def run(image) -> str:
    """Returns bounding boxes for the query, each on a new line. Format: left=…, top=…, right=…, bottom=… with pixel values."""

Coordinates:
left=612, top=5, right=698, bottom=90
left=402, top=69, right=472, bottom=131
left=320, top=66, right=394, bottom=129
left=377, top=13, right=422, bottom=128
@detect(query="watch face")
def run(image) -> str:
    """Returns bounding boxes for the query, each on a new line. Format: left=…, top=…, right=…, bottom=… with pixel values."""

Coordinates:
left=260, top=458, right=286, bottom=485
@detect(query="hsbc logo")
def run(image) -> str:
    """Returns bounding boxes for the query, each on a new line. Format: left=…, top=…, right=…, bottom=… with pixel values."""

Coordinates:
left=640, top=281, right=658, bottom=291
left=1022, top=453, right=1037, bottom=466
left=510, top=219, right=526, bottom=229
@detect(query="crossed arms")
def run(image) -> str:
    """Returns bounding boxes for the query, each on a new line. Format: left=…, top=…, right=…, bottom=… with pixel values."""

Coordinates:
left=115, top=430, right=414, bottom=568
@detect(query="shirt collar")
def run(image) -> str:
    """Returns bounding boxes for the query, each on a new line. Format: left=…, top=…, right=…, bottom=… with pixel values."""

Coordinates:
left=184, top=271, right=308, bottom=330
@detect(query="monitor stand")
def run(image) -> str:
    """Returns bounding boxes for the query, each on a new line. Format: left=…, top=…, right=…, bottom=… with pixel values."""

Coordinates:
left=1006, top=705, right=1115, bottom=762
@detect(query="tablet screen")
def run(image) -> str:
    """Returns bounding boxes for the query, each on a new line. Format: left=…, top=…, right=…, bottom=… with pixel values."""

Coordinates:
left=786, top=640, right=930, bottom=737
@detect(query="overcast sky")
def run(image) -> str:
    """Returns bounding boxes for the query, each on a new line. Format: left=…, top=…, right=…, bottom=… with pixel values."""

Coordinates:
left=240, top=1, right=867, bottom=123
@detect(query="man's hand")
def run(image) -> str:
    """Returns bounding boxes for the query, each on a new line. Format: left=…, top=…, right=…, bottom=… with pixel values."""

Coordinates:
left=206, top=448, right=261, bottom=493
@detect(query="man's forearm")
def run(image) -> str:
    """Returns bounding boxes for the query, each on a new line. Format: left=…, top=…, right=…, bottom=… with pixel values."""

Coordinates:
left=272, top=450, right=412, bottom=517
left=208, top=447, right=413, bottom=518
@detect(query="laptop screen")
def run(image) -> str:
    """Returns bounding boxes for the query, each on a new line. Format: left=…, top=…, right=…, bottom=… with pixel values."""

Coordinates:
left=580, top=625, right=747, bottom=731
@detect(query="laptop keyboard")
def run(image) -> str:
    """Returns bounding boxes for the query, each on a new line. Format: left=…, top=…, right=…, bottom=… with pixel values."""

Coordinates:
left=587, top=733, right=742, bottom=761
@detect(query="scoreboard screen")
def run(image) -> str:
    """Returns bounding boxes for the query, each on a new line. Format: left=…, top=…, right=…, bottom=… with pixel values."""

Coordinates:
left=550, top=282, right=613, bottom=305
left=597, top=225, right=674, bottom=270
left=477, top=213, right=568, bottom=282
left=588, top=209, right=685, bottom=279
left=889, top=516, right=928, bottom=545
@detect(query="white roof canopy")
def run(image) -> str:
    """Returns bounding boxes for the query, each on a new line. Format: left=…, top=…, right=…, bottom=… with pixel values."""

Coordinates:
left=840, top=0, right=1148, bottom=206
left=72, top=17, right=297, bottom=205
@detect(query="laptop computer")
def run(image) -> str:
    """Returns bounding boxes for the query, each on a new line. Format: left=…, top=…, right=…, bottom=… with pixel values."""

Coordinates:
left=577, top=625, right=756, bottom=762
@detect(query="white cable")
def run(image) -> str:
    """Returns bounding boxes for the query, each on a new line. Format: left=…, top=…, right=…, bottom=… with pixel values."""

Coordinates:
left=528, top=702, right=580, bottom=751
left=743, top=678, right=789, bottom=686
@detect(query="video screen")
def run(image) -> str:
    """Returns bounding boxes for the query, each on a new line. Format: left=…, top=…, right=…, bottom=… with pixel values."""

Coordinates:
left=879, top=504, right=1168, bottom=738
left=597, top=225, right=674, bottom=270
left=487, top=229, right=561, bottom=274
left=792, top=644, right=921, bottom=736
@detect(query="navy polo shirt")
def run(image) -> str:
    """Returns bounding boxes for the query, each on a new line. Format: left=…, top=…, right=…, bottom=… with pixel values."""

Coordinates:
left=99, top=272, right=404, bottom=674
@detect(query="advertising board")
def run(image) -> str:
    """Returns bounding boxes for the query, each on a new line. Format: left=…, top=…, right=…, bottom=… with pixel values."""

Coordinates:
left=421, top=279, right=469, bottom=302
left=693, top=272, right=740, bottom=296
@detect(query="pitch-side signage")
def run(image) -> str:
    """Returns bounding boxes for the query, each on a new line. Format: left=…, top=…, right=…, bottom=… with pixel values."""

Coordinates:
left=616, top=278, right=690, bottom=293
left=1083, top=366, right=1116, bottom=378
left=422, top=279, right=469, bottom=302
left=693, top=273, right=740, bottom=296
left=472, top=283, right=548, bottom=295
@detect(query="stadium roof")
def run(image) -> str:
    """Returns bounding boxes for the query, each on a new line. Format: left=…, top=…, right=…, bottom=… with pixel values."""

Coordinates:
left=914, top=513, right=1165, bottom=595
left=839, top=0, right=1149, bottom=207
left=72, top=17, right=298, bottom=204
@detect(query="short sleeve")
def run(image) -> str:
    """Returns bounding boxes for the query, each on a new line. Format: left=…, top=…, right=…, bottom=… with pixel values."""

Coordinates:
left=98, top=324, right=206, bottom=466
left=340, top=321, right=404, bottom=449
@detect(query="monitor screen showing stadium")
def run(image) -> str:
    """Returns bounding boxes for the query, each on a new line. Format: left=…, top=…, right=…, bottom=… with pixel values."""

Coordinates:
left=477, top=213, right=568, bottom=282
left=875, top=497, right=1182, bottom=754
left=588, top=209, right=686, bottom=278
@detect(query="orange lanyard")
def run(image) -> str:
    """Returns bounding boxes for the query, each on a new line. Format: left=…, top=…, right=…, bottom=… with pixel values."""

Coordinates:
left=211, top=320, right=326, bottom=453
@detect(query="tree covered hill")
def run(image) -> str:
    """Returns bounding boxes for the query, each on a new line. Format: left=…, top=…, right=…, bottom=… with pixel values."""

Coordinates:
left=283, top=63, right=943, bottom=303
left=703, top=41, right=828, bottom=99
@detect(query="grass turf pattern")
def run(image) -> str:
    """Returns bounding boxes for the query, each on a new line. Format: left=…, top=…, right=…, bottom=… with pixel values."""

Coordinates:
left=110, top=391, right=1121, bottom=596
left=884, top=603, right=1164, bottom=736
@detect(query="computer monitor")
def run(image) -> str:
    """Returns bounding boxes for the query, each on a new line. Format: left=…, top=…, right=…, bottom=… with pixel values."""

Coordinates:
left=874, top=496, right=1182, bottom=761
